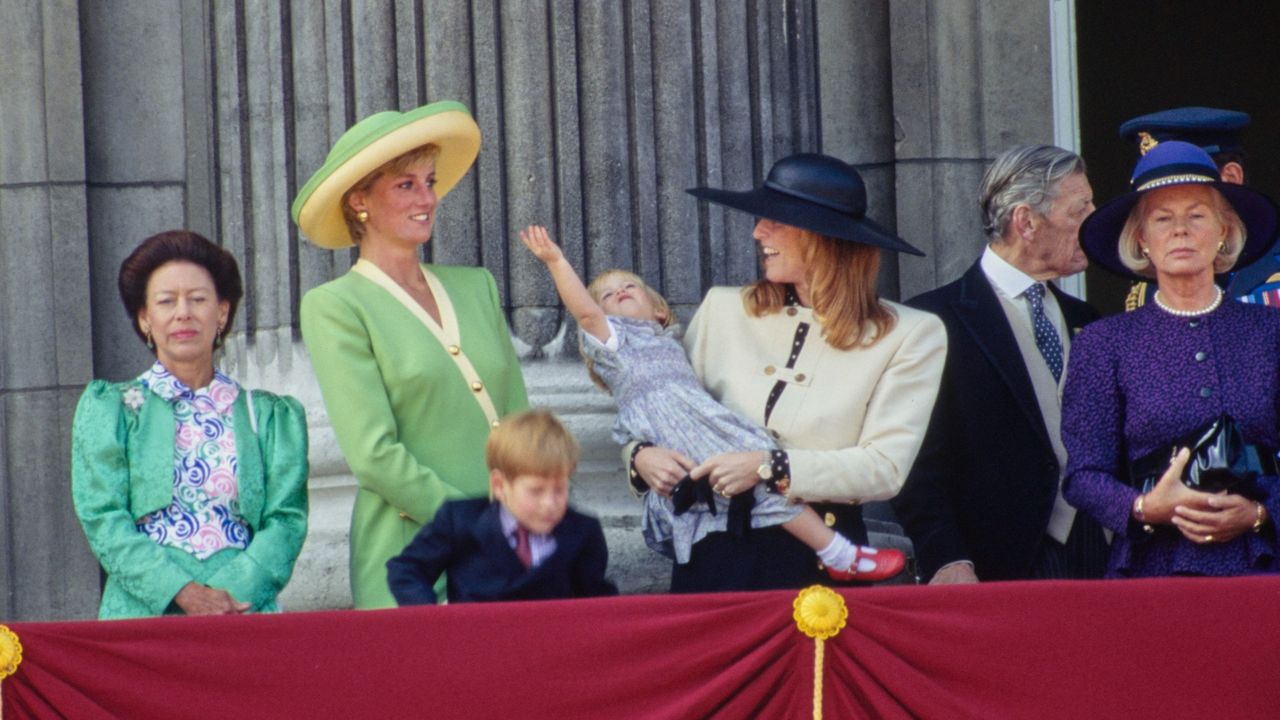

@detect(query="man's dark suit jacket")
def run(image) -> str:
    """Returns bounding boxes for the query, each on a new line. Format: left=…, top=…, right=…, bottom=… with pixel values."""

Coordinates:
left=386, top=498, right=618, bottom=604
left=892, top=260, right=1100, bottom=581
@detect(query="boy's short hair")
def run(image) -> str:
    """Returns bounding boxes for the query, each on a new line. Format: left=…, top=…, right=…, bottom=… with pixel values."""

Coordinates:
left=485, top=408, right=579, bottom=479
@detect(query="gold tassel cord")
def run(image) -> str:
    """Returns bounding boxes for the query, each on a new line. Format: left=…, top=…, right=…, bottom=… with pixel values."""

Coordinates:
left=793, top=586, right=849, bottom=720
left=811, top=638, right=825, bottom=718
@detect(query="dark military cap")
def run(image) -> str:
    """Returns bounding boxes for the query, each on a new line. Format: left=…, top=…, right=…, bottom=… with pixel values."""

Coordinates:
left=1118, top=106, right=1250, bottom=156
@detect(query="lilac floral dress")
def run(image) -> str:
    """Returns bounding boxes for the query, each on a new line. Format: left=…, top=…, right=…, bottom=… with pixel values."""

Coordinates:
left=581, top=316, right=801, bottom=562
left=1062, top=301, right=1280, bottom=577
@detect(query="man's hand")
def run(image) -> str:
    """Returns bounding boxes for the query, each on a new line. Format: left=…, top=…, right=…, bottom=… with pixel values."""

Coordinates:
left=929, top=563, right=979, bottom=585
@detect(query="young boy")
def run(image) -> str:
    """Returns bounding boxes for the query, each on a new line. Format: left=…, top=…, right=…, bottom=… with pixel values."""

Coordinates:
left=387, top=409, right=618, bottom=604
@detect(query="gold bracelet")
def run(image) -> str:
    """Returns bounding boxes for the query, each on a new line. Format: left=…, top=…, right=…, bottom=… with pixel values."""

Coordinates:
left=1253, top=502, right=1267, bottom=533
left=1134, top=494, right=1154, bottom=534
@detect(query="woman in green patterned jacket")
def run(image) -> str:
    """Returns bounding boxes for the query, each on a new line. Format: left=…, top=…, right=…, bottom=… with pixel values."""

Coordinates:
left=72, top=230, right=308, bottom=619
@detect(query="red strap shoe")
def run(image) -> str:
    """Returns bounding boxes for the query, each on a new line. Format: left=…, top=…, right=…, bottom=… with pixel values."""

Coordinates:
left=825, top=546, right=906, bottom=583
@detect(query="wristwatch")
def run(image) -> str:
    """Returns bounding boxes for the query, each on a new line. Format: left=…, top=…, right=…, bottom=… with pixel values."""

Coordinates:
left=756, top=462, right=773, bottom=482
left=760, top=461, right=790, bottom=495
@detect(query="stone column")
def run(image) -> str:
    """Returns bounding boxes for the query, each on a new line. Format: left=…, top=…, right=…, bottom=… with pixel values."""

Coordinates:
left=0, top=0, right=99, bottom=620
left=890, top=0, right=1057, bottom=299
left=816, top=0, right=901, bottom=298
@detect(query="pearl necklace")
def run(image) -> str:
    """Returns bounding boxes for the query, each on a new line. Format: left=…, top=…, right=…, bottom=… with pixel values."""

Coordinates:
left=1153, top=286, right=1224, bottom=318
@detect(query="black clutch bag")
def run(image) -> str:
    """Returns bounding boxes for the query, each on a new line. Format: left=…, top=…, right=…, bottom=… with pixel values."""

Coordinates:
left=1128, top=414, right=1275, bottom=497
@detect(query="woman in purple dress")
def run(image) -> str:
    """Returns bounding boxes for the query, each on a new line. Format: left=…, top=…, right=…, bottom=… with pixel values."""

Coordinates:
left=1064, top=141, right=1280, bottom=577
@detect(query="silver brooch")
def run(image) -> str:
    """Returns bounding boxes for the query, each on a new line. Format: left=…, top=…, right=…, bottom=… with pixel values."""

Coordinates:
left=122, top=386, right=145, bottom=412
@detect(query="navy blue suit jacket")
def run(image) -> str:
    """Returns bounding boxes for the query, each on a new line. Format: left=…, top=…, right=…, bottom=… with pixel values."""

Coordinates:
left=891, top=260, right=1100, bottom=581
left=386, top=498, right=617, bottom=604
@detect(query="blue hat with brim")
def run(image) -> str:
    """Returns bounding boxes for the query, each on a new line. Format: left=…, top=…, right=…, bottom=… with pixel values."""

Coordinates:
left=1080, top=141, right=1278, bottom=281
left=687, top=153, right=925, bottom=256
left=1119, top=106, right=1250, bottom=157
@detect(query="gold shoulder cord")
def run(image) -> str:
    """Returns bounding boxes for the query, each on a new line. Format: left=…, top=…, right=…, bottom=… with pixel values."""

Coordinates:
left=1124, top=281, right=1149, bottom=312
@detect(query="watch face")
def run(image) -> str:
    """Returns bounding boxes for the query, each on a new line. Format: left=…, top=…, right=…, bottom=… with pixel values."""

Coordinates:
left=757, top=462, right=772, bottom=481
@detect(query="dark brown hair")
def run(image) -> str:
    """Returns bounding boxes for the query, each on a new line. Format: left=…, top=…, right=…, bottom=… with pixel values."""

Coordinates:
left=117, top=230, right=244, bottom=346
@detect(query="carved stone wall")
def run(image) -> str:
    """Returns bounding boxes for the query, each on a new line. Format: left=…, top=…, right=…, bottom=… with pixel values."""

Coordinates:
left=0, top=0, right=1065, bottom=619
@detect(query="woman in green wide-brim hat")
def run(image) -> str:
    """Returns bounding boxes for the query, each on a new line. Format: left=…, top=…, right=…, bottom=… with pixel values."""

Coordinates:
left=293, top=101, right=528, bottom=609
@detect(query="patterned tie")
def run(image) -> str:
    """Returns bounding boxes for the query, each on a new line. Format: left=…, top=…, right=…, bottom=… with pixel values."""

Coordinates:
left=515, top=526, right=533, bottom=569
left=1025, top=283, right=1063, bottom=383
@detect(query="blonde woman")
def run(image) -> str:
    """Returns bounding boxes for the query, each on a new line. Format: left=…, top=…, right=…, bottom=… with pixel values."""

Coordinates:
left=1066, top=140, right=1280, bottom=577
left=293, top=102, right=528, bottom=608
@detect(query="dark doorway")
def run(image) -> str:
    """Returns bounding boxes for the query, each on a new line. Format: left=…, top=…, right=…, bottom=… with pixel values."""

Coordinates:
left=1076, top=0, right=1280, bottom=314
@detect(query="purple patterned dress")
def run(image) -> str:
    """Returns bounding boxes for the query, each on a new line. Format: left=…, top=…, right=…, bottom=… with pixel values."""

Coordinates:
left=1062, top=300, right=1280, bottom=577
left=581, top=316, right=801, bottom=562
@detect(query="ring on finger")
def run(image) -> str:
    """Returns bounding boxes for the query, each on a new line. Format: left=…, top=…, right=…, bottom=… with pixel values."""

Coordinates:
left=1203, top=534, right=1215, bottom=543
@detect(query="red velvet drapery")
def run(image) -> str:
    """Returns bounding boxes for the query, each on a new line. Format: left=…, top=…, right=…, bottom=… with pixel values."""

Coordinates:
left=4, top=577, right=1279, bottom=719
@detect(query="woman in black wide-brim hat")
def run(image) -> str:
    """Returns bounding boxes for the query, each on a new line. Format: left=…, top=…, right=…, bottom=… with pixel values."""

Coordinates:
left=630, top=153, right=947, bottom=591
left=1063, top=140, right=1280, bottom=577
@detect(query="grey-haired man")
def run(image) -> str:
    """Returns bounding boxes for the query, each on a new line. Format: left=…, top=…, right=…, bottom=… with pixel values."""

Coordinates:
left=893, top=145, right=1109, bottom=583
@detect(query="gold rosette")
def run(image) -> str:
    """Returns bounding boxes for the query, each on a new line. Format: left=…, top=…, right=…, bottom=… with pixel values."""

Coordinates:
left=793, top=585, right=848, bottom=640
left=0, top=624, right=21, bottom=680
left=793, top=586, right=849, bottom=720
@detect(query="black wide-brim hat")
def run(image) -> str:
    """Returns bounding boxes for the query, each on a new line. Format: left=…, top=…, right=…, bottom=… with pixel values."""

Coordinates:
left=686, top=153, right=924, bottom=256
left=1080, top=141, right=1278, bottom=281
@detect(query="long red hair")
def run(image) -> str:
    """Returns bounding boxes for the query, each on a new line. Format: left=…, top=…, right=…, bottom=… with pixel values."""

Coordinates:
left=744, top=231, right=895, bottom=349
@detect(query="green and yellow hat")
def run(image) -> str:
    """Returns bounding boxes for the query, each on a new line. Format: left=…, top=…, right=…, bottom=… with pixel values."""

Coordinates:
left=292, top=100, right=481, bottom=249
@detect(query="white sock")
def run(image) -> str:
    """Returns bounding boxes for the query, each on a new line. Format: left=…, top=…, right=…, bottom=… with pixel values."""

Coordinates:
left=816, top=534, right=878, bottom=572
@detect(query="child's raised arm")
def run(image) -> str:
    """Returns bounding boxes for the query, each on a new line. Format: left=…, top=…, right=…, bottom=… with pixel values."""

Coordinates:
left=519, top=225, right=610, bottom=341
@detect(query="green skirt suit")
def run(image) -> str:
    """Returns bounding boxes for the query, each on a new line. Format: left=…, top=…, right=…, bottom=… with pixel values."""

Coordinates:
left=300, top=260, right=529, bottom=609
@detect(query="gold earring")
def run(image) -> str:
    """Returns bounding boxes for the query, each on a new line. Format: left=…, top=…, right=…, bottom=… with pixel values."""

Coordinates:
left=356, top=210, right=369, bottom=223
left=1218, top=240, right=1227, bottom=254
left=1140, top=247, right=1150, bottom=257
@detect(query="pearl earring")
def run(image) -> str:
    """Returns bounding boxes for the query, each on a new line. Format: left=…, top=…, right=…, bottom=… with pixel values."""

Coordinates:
left=356, top=210, right=369, bottom=223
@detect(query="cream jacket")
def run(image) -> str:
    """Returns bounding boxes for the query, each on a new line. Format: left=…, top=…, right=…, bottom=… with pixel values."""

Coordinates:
left=685, top=287, right=945, bottom=503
